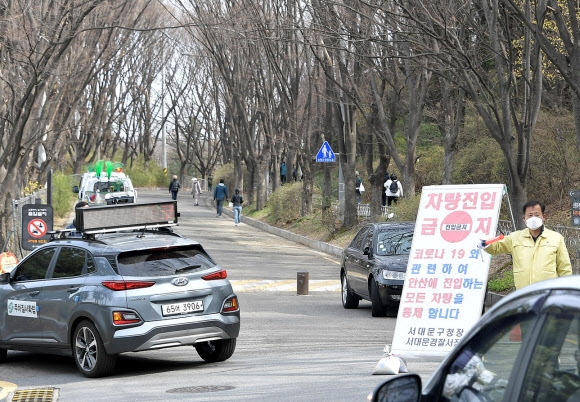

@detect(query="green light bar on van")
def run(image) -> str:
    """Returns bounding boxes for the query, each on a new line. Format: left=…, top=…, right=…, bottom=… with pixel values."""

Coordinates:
left=75, top=201, right=178, bottom=234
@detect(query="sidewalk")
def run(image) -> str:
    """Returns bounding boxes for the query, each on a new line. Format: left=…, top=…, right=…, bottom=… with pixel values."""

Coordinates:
left=200, top=192, right=344, bottom=258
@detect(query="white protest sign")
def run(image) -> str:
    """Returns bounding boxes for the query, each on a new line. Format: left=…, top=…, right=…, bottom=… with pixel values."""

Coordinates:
left=391, top=184, right=505, bottom=358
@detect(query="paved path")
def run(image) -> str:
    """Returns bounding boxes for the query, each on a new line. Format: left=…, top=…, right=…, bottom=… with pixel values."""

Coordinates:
left=138, top=189, right=342, bottom=294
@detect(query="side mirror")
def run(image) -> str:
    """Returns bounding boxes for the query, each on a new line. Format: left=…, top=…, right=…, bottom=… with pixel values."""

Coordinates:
left=364, top=246, right=374, bottom=259
left=0, top=272, right=11, bottom=284
left=369, top=374, right=422, bottom=402
left=72, top=185, right=79, bottom=193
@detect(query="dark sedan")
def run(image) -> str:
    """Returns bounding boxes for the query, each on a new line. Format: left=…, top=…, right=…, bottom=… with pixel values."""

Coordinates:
left=340, top=222, right=414, bottom=317
left=369, top=275, right=580, bottom=401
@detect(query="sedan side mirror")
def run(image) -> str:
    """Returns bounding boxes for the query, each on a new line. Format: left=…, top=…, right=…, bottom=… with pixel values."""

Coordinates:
left=369, top=374, right=422, bottom=402
left=72, top=185, right=79, bottom=193
left=364, top=246, right=374, bottom=259
left=0, top=272, right=11, bottom=284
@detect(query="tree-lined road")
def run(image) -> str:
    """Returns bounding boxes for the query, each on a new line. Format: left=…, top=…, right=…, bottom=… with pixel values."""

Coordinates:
left=0, top=191, right=442, bottom=401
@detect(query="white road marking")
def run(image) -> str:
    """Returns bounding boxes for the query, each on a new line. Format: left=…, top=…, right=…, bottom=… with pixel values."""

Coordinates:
left=0, top=381, right=17, bottom=400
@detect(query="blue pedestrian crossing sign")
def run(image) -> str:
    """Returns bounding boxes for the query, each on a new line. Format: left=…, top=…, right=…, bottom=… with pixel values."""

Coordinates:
left=316, top=141, right=336, bottom=163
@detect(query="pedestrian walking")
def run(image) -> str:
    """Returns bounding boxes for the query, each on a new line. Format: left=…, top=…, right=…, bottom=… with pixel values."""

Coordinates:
left=280, top=162, right=287, bottom=185
left=169, top=175, right=181, bottom=200
left=381, top=172, right=390, bottom=207
left=232, top=188, right=244, bottom=226
left=208, top=174, right=213, bottom=191
left=384, top=173, right=402, bottom=206
left=355, top=171, right=364, bottom=204
left=191, top=177, right=202, bottom=206
left=213, top=179, right=229, bottom=217
left=481, top=200, right=572, bottom=290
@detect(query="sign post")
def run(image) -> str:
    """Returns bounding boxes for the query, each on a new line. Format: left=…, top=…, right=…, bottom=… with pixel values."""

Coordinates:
left=390, top=184, right=505, bottom=358
left=570, top=190, right=580, bottom=226
left=21, top=204, right=53, bottom=250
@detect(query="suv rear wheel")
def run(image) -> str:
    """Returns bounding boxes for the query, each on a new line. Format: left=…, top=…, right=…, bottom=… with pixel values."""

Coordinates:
left=195, top=338, right=236, bottom=362
left=73, top=320, right=116, bottom=378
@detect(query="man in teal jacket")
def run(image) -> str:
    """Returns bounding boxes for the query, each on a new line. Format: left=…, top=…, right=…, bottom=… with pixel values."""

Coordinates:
left=481, top=200, right=572, bottom=290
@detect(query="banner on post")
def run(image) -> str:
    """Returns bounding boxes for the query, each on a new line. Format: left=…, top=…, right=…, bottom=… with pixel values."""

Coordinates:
left=391, top=184, right=505, bottom=358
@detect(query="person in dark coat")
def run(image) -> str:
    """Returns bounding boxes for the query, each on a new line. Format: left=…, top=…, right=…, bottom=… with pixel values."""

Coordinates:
left=232, top=188, right=244, bottom=226
left=213, top=179, right=229, bottom=217
left=169, top=175, right=181, bottom=200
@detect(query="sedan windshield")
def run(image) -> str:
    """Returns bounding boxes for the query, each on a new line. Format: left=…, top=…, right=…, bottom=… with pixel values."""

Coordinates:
left=375, top=229, right=413, bottom=256
left=116, top=248, right=215, bottom=277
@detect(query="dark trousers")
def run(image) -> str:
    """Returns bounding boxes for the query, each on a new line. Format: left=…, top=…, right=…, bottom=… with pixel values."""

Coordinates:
left=216, top=199, right=224, bottom=215
left=387, top=196, right=398, bottom=206
left=171, top=191, right=178, bottom=200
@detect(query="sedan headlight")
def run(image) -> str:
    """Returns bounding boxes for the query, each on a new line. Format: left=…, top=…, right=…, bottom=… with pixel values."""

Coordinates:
left=382, top=270, right=406, bottom=280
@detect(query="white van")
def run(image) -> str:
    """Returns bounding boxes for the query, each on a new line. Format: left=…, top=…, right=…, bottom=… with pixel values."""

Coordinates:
left=73, top=170, right=137, bottom=205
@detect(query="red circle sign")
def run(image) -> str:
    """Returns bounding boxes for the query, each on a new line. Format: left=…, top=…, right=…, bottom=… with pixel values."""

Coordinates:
left=440, top=211, right=472, bottom=243
left=28, top=218, right=47, bottom=238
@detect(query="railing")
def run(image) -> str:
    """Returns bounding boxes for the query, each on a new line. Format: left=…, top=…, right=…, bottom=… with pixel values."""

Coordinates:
left=357, top=204, right=393, bottom=217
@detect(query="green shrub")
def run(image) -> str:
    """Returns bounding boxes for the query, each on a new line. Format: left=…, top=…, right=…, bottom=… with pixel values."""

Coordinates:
left=487, top=270, right=515, bottom=292
left=389, top=193, right=421, bottom=222
left=52, top=171, right=77, bottom=218
left=124, top=157, right=166, bottom=187
left=268, top=181, right=303, bottom=223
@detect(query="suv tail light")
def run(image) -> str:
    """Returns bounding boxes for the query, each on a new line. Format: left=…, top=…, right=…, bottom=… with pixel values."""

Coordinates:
left=112, top=311, right=142, bottom=325
left=102, top=281, right=156, bottom=291
left=202, top=270, right=227, bottom=280
left=222, top=296, right=239, bottom=313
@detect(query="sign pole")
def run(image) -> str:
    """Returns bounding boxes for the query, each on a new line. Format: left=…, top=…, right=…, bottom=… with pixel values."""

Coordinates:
left=338, top=153, right=344, bottom=223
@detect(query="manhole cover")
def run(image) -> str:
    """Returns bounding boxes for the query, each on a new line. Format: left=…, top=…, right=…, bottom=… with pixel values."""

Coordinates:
left=166, top=385, right=235, bottom=394
left=7, top=388, right=59, bottom=402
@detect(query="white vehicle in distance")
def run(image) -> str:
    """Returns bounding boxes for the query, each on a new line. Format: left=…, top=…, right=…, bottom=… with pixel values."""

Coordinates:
left=73, top=161, right=137, bottom=205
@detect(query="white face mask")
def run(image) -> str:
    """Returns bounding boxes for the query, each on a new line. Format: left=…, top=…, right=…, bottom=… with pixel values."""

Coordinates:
left=525, top=216, right=543, bottom=230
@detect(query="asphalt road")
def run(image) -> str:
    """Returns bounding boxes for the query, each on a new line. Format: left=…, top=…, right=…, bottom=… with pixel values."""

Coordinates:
left=0, top=189, right=442, bottom=401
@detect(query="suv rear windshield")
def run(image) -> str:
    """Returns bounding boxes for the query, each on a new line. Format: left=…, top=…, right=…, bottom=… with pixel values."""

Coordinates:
left=116, top=248, right=215, bottom=277
left=376, top=228, right=413, bottom=256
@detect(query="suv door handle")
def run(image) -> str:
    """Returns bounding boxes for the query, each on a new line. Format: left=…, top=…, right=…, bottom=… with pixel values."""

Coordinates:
left=28, top=290, right=40, bottom=296
left=67, top=287, right=80, bottom=293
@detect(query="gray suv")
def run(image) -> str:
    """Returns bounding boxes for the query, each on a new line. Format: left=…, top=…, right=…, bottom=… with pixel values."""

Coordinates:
left=0, top=201, right=240, bottom=377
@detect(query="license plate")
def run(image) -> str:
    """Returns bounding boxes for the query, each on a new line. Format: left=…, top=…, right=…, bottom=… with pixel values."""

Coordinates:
left=161, top=300, right=204, bottom=316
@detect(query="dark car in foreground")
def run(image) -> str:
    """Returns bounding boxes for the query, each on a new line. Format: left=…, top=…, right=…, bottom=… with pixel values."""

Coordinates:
left=341, top=222, right=414, bottom=317
left=369, top=276, right=580, bottom=401
left=0, top=201, right=240, bottom=377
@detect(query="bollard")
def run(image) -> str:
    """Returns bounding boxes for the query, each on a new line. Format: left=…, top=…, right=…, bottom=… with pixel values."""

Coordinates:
left=297, top=271, right=309, bottom=295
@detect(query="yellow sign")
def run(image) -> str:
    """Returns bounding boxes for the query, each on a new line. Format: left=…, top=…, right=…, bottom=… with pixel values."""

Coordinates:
left=163, top=168, right=167, bottom=175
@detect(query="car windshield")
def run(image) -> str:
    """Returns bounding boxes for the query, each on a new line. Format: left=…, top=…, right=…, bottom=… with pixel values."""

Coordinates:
left=116, top=248, right=215, bottom=277
left=375, top=229, right=413, bottom=256
left=92, top=179, right=127, bottom=193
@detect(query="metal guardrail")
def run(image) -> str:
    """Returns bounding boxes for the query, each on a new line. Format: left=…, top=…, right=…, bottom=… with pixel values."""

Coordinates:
left=357, top=204, right=393, bottom=217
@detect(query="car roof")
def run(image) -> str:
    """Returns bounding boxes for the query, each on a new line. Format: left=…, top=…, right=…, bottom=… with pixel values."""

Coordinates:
left=47, top=231, right=201, bottom=257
